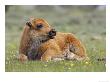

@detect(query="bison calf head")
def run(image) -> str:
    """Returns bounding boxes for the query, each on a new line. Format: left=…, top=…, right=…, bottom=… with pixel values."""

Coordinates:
left=26, top=18, right=56, bottom=41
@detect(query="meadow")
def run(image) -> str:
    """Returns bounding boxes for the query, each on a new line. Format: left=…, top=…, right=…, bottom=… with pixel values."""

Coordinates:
left=5, top=6, right=106, bottom=72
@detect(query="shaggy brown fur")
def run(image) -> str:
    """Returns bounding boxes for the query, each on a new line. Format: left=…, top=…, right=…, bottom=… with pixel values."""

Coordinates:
left=18, top=18, right=88, bottom=62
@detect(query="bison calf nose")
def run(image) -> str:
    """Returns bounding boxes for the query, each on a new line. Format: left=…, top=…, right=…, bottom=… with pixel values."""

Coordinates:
left=48, top=29, right=56, bottom=39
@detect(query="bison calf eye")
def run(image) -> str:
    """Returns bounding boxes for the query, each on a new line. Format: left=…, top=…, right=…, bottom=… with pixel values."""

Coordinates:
left=36, top=24, right=43, bottom=29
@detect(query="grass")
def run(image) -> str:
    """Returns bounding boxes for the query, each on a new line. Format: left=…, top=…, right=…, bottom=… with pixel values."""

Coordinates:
left=5, top=6, right=106, bottom=72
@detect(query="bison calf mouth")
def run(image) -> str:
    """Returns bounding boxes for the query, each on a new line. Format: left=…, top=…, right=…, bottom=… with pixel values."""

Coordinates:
left=48, top=29, right=56, bottom=39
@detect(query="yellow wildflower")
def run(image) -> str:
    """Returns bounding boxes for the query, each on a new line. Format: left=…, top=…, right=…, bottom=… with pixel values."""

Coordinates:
left=70, top=63, right=74, bottom=67
left=85, top=61, right=89, bottom=64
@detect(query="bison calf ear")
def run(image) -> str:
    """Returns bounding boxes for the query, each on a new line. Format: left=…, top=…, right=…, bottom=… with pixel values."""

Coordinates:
left=26, top=22, right=32, bottom=28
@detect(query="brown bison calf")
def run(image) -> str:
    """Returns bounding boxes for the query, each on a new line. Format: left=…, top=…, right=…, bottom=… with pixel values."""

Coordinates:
left=18, top=18, right=88, bottom=62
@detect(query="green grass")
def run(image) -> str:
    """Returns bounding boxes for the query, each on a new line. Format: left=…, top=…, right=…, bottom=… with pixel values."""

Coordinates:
left=5, top=6, right=106, bottom=72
